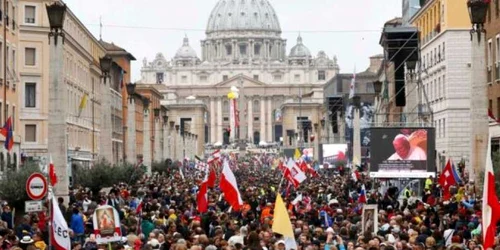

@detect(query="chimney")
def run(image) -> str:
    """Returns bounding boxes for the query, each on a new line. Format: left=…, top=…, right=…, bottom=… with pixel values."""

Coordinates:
left=368, top=54, right=384, bottom=73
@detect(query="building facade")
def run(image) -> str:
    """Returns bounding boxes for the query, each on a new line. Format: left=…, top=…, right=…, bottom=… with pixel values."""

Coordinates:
left=18, top=1, right=134, bottom=169
left=485, top=0, right=500, bottom=152
left=409, top=0, right=472, bottom=165
left=0, top=0, right=21, bottom=171
left=140, top=0, right=340, bottom=158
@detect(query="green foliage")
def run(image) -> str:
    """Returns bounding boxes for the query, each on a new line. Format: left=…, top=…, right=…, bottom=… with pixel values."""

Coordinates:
left=0, top=162, right=40, bottom=209
left=72, top=160, right=145, bottom=194
left=491, top=151, right=500, bottom=194
left=152, top=161, right=169, bottom=174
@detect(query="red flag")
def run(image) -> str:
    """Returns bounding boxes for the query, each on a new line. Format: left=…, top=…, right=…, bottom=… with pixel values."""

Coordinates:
left=438, top=160, right=457, bottom=200
left=207, top=165, right=216, bottom=188
left=136, top=201, right=143, bottom=214
left=49, top=156, right=57, bottom=186
left=483, top=137, right=500, bottom=249
left=197, top=177, right=209, bottom=213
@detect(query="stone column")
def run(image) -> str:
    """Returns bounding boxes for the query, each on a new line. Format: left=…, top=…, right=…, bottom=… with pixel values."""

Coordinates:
left=126, top=99, right=136, bottom=164
left=153, top=119, right=161, bottom=162
left=470, top=32, right=488, bottom=184
left=143, top=110, right=152, bottom=175
left=249, top=40, right=254, bottom=59
left=210, top=97, right=216, bottom=143
left=217, top=97, right=223, bottom=143
left=260, top=98, right=265, bottom=143
left=232, top=40, right=237, bottom=61
left=353, top=108, right=361, bottom=166
left=267, top=97, right=273, bottom=142
left=162, top=122, right=168, bottom=161
left=247, top=98, right=253, bottom=140
left=99, top=78, right=113, bottom=164
left=48, top=33, right=68, bottom=198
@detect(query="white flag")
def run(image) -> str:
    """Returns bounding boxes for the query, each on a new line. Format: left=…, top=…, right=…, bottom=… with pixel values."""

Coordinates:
left=349, top=66, right=356, bottom=99
left=51, top=195, right=71, bottom=250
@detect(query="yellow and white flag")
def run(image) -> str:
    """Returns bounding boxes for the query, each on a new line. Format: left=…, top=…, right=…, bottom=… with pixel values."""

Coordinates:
left=78, top=94, right=88, bottom=117
left=272, top=193, right=297, bottom=250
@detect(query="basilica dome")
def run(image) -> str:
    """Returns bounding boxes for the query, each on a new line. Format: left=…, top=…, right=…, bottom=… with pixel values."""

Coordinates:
left=289, top=35, right=311, bottom=58
left=175, top=36, right=198, bottom=59
left=206, top=0, right=281, bottom=34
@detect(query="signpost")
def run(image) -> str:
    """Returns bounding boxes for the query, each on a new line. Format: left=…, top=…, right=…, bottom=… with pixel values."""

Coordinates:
left=25, top=200, right=43, bottom=213
left=26, top=172, right=47, bottom=200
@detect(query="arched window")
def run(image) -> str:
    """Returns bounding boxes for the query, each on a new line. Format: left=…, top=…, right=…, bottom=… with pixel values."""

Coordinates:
left=253, top=100, right=260, bottom=113
left=223, top=100, right=229, bottom=113
left=6, top=153, right=11, bottom=169
left=13, top=153, right=17, bottom=168
left=0, top=153, right=5, bottom=172
left=253, top=131, right=260, bottom=145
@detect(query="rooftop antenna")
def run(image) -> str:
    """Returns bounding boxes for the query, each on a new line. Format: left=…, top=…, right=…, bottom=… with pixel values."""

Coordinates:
left=99, top=16, right=103, bottom=40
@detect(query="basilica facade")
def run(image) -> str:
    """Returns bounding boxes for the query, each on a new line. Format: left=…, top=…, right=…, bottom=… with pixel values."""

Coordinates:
left=139, top=0, right=340, bottom=156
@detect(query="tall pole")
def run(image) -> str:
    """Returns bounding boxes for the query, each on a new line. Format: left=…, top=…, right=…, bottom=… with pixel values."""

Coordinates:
left=299, top=86, right=303, bottom=148
left=92, top=78, right=95, bottom=159
left=3, top=0, right=7, bottom=123
left=238, top=75, right=246, bottom=154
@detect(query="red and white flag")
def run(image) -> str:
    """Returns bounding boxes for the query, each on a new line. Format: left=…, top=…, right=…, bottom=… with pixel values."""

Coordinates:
left=284, top=159, right=306, bottom=188
left=49, top=155, right=57, bottom=186
left=438, top=159, right=457, bottom=200
left=482, top=136, right=500, bottom=249
left=51, top=195, right=71, bottom=250
left=197, top=169, right=210, bottom=213
left=220, top=160, right=243, bottom=211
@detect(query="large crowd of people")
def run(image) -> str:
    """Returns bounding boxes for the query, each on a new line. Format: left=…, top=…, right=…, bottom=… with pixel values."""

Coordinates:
left=0, top=157, right=492, bottom=250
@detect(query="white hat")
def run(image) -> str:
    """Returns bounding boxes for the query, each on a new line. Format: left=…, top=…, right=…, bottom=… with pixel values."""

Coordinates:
left=326, top=227, right=335, bottom=234
left=275, top=240, right=286, bottom=245
left=148, top=239, right=160, bottom=248
left=20, top=236, right=34, bottom=244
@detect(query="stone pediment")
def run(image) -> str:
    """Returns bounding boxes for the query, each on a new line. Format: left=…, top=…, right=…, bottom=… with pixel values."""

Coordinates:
left=213, top=74, right=267, bottom=89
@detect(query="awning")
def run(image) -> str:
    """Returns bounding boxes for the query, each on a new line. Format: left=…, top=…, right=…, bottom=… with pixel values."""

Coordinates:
left=71, top=157, right=94, bottom=162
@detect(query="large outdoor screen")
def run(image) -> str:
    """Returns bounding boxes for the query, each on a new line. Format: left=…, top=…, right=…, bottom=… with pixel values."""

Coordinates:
left=322, top=144, right=348, bottom=165
left=370, top=127, right=435, bottom=178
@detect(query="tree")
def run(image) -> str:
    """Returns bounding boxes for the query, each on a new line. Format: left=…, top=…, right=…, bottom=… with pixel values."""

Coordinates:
left=72, top=160, right=145, bottom=194
left=0, top=162, right=40, bottom=209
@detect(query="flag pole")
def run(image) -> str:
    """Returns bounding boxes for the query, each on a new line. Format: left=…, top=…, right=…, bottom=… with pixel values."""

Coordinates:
left=47, top=160, right=52, bottom=250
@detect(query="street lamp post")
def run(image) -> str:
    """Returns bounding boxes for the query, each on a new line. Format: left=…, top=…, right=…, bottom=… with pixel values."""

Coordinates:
left=142, top=97, right=152, bottom=175
left=467, top=0, right=489, bottom=184
left=46, top=2, right=68, bottom=200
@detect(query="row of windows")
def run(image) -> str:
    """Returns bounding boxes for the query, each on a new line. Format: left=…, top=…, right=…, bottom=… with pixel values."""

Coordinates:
left=486, top=34, right=500, bottom=73
left=423, top=74, right=445, bottom=103
left=435, top=118, right=446, bottom=139
left=421, top=42, right=445, bottom=70
left=157, top=71, right=328, bottom=84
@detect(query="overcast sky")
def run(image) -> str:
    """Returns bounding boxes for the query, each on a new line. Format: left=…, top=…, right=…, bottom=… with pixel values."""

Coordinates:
left=63, top=0, right=401, bottom=82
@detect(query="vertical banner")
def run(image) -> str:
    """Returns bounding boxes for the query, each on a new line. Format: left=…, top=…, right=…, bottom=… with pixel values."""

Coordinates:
left=92, top=205, right=122, bottom=244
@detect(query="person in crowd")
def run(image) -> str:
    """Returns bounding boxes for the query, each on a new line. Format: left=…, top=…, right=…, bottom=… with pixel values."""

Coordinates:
left=70, top=207, right=85, bottom=245
left=388, top=134, right=426, bottom=161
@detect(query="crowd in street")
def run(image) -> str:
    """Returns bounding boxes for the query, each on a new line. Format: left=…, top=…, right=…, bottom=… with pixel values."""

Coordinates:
left=0, top=156, right=492, bottom=250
